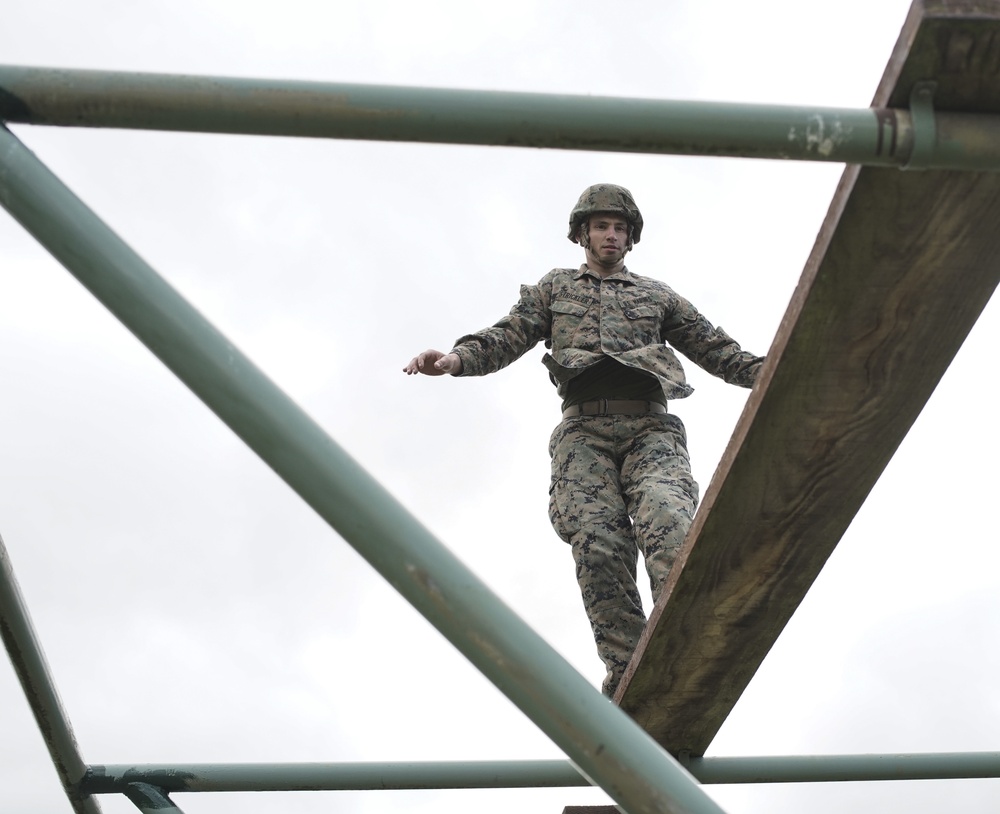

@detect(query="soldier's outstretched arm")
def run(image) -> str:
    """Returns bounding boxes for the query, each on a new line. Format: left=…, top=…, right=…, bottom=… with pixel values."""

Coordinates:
left=403, top=349, right=464, bottom=376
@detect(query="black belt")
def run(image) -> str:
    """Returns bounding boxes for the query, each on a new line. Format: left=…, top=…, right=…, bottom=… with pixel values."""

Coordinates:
left=562, top=399, right=667, bottom=418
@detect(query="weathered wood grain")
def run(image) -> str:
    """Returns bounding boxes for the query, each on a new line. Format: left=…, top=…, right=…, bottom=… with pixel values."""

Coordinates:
left=615, top=0, right=1000, bottom=757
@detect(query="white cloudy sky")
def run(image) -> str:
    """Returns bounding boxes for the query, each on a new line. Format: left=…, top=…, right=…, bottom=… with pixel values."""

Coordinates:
left=2, top=1, right=998, bottom=812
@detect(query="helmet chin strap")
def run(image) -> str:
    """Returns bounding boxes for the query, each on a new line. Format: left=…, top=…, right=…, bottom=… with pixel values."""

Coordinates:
left=586, top=243, right=629, bottom=271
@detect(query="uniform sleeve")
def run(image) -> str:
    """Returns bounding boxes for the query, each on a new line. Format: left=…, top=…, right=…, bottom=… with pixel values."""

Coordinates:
left=450, top=277, right=553, bottom=377
left=662, top=292, right=763, bottom=388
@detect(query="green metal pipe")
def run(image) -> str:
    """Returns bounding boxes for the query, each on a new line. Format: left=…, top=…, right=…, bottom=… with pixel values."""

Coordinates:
left=83, top=761, right=588, bottom=794
left=0, top=535, right=103, bottom=814
left=10, top=63, right=1000, bottom=169
left=0, top=124, right=723, bottom=814
left=84, top=752, right=1000, bottom=794
left=686, top=753, right=1000, bottom=784
left=123, top=784, right=186, bottom=814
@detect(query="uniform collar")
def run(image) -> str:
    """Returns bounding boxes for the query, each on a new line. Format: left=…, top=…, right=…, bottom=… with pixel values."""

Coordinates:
left=575, top=263, right=635, bottom=285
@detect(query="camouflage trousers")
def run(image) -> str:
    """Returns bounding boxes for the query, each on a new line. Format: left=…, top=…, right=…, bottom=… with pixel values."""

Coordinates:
left=548, top=412, right=699, bottom=697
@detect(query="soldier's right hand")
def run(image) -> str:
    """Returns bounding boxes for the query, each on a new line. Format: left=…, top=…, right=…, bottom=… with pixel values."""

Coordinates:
left=403, top=350, right=463, bottom=376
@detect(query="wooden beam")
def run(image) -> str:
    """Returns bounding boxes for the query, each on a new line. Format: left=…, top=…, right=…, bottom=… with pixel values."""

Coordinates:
left=616, top=0, right=1000, bottom=757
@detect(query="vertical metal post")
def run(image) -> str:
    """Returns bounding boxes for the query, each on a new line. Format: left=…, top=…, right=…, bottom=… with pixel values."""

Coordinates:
left=0, top=535, right=103, bottom=814
left=0, top=123, right=725, bottom=814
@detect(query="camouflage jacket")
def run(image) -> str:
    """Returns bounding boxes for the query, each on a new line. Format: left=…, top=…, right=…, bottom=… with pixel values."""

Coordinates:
left=451, top=265, right=763, bottom=401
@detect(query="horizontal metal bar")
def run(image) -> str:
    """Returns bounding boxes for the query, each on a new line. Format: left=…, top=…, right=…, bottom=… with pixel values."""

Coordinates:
left=84, top=753, right=1000, bottom=794
left=687, top=752, right=1000, bottom=784
left=83, top=761, right=588, bottom=793
left=0, top=122, right=724, bottom=814
left=3, top=64, right=1000, bottom=170
left=0, top=535, right=103, bottom=814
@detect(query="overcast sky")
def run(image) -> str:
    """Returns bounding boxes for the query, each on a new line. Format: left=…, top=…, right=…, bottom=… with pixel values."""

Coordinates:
left=2, top=1, right=999, bottom=813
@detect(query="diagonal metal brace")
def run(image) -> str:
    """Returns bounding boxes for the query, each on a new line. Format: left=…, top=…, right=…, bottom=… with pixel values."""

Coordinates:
left=123, top=783, right=186, bottom=813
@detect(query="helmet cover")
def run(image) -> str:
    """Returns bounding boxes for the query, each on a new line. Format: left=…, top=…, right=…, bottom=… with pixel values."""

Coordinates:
left=567, top=183, right=643, bottom=246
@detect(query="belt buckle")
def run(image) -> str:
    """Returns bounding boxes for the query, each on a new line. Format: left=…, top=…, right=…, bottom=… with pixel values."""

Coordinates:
left=598, top=398, right=609, bottom=416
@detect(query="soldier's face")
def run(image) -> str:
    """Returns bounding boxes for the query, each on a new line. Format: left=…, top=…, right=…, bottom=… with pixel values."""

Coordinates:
left=586, top=215, right=629, bottom=267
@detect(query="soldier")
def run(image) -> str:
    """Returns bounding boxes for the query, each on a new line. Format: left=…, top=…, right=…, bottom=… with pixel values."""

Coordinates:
left=404, top=184, right=763, bottom=697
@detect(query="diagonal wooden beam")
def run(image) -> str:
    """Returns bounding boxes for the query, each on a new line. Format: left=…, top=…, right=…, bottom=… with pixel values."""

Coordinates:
left=616, top=0, right=1000, bottom=756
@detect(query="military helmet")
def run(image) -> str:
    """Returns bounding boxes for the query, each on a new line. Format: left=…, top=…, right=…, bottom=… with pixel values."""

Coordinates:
left=567, top=183, right=643, bottom=246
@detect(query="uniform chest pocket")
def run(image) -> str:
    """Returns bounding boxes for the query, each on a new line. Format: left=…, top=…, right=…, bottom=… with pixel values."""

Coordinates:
left=549, top=299, right=593, bottom=348
left=622, top=303, right=662, bottom=344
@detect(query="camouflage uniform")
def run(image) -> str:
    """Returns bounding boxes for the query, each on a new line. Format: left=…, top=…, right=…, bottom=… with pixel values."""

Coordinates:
left=449, top=186, right=762, bottom=696
left=547, top=411, right=695, bottom=695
